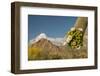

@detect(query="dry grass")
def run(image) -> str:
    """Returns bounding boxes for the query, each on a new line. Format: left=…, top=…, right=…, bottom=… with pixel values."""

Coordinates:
left=28, top=46, right=87, bottom=60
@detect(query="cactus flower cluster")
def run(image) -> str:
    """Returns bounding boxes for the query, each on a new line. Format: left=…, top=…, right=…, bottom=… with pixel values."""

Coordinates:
left=66, top=27, right=83, bottom=49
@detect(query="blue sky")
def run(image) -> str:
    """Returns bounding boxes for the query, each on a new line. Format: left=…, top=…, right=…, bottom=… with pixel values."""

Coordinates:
left=28, top=15, right=77, bottom=41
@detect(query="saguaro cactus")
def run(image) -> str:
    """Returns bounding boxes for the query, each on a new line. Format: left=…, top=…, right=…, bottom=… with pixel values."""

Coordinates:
left=63, top=17, right=88, bottom=49
left=74, top=17, right=88, bottom=34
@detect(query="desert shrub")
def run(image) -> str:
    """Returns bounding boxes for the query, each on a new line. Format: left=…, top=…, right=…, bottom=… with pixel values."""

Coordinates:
left=28, top=47, right=43, bottom=60
left=47, top=51, right=62, bottom=59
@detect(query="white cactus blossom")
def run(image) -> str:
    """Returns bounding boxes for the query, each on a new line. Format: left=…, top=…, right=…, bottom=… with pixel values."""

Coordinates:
left=78, top=28, right=83, bottom=31
left=70, top=27, right=75, bottom=31
left=63, top=35, right=72, bottom=45
left=63, top=41, right=67, bottom=46
left=66, top=35, right=72, bottom=43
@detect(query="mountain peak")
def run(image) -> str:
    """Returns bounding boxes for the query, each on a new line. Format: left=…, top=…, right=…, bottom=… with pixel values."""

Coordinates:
left=36, top=33, right=47, bottom=40
left=29, top=33, right=64, bottom=46
left=38, top=33, right=47, bottom=38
